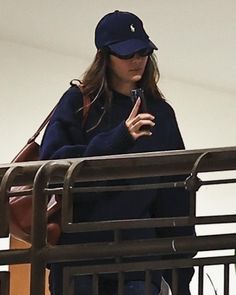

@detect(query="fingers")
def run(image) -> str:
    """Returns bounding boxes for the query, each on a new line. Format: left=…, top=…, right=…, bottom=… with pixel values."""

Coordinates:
left=129, top=117, right=155, bottom=138
left=127, top=97, right=141, bottom=120
left=131, top=119, right=155, bottom=131
left=131, top=113, right=155, bottom=126
left=125, top=98, right=156, bottom=140
left=126, top=112, right=156, bottom=140
left=135, top=129, right=153, bottom=138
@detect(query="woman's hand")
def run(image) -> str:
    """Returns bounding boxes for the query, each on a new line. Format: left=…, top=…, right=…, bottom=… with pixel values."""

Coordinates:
left=125, top=97, right=155, bottom=140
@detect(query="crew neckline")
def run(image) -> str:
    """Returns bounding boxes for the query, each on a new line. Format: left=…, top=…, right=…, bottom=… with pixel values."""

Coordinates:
left=112, top=89, right=132, bottom=98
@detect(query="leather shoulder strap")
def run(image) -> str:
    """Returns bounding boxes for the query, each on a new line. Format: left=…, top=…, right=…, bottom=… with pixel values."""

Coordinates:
left=27, top=105, right=57, bottom=144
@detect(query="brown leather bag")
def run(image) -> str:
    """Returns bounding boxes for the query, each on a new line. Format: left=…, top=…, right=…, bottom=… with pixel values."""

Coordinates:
left=9, top=83, right=90, bottom=245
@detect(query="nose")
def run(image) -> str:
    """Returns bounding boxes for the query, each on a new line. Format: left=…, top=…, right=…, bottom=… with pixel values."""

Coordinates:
left=131, top=54, right=145, bottom=63
left=132, top=53, right=143, bottom=59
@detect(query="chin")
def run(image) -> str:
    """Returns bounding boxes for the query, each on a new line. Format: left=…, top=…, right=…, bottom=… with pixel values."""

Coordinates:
left=131, top=75, right=142, bottom=82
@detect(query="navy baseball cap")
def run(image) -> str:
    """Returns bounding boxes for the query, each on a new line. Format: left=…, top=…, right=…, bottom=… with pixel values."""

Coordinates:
left=95, top=10, right=157, bottom=56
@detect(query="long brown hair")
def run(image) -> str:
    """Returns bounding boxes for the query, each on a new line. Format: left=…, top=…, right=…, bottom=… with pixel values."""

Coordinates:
left=81, top=50, right=164, bottom=104
left=79, top=50, right=164, bottom=131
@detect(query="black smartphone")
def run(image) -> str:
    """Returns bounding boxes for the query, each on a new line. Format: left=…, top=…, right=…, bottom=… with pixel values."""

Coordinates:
left=131, top=88, right=150, bottom=131
left=131, top=88, right=148, bottom=113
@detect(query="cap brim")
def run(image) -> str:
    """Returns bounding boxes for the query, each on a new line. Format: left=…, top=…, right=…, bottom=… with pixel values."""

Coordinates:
left=108, top=39, right=157, bottom=56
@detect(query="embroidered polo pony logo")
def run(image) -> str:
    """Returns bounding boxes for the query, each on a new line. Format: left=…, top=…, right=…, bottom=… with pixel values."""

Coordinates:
left=130, top=24, right=135, bottom=32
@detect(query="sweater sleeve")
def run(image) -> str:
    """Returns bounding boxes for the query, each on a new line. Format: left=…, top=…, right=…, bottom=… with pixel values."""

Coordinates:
left=40, top=87, right=135, bottom=160
left=39, top=87, right=86, bottom=160
left=83, top=121, right=134, bottom=157
left=165, top=103, right=185, bottom=150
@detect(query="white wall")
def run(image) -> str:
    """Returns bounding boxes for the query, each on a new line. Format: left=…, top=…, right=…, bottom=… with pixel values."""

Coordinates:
left=0, top=40, right=91, bottom=163
left=160, top=78, right=236, bottom=149
left=0, top=40, right=90, bottom=271
left=0, top=40, right=236, bottom=293
left=159, top=78, right=236, bottom=294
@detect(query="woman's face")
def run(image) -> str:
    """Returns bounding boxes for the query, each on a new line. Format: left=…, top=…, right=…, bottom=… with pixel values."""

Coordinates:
left=109, top=53, right=148, bottom=86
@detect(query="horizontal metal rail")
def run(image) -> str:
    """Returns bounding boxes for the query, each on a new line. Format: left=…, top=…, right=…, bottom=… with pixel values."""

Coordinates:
left=0, top=146, right=236, bottom=184
left=0, top=146, right=236, bottom=295
left=62, top=255, right=236, bottom=277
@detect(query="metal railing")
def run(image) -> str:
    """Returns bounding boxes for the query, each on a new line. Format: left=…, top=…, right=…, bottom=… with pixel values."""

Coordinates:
left=0, top=146, right=236, bottom=295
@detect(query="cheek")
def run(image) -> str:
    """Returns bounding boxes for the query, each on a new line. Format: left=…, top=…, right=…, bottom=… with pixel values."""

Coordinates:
left=109, top=58, right=128, bottom=77
left=142, top=57, right=149, bottom=68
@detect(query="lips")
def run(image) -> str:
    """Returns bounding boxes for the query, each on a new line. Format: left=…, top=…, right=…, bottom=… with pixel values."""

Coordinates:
left=130, top=68, right=142, bottom=72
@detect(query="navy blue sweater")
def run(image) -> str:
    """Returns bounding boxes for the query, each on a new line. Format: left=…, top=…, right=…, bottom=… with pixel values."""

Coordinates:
left=40, top=86, right=184, bottom=159
left=40, top=86, right=191, bottom=242
left=40, top=86, right=195, bottom=290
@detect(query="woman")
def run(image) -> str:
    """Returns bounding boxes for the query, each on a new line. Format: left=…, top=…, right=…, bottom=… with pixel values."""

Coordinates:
left=40, top=10, right=195, bottom=295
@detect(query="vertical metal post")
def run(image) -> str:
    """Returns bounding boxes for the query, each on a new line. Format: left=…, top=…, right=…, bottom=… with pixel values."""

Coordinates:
left=63, top=268, right=75, bottom=295
left=114, top=230, right=124, bottom=295
left=224, top=264, right=230, bottom=295
left=0, top=173, right=9, bottom=238
left=30, top=163, right=49, bottom=295
left=171, top=269, right=178, bottom=295
left=92, top=273, right=99, bottom=295
left=118, top=272, right=124, bottom=295
left=198, top=265, right=204, bottom=295
left=145, top=269, right=152, bottom=295
left=30, top=161, right=69, bottom=295
left=62, top=161, right=83, bottom=230
left=0, top=271, right=10, bottom=295
left=189, top=191, right=197, bottom=221
left=0, top=166, right=23, bottom=238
